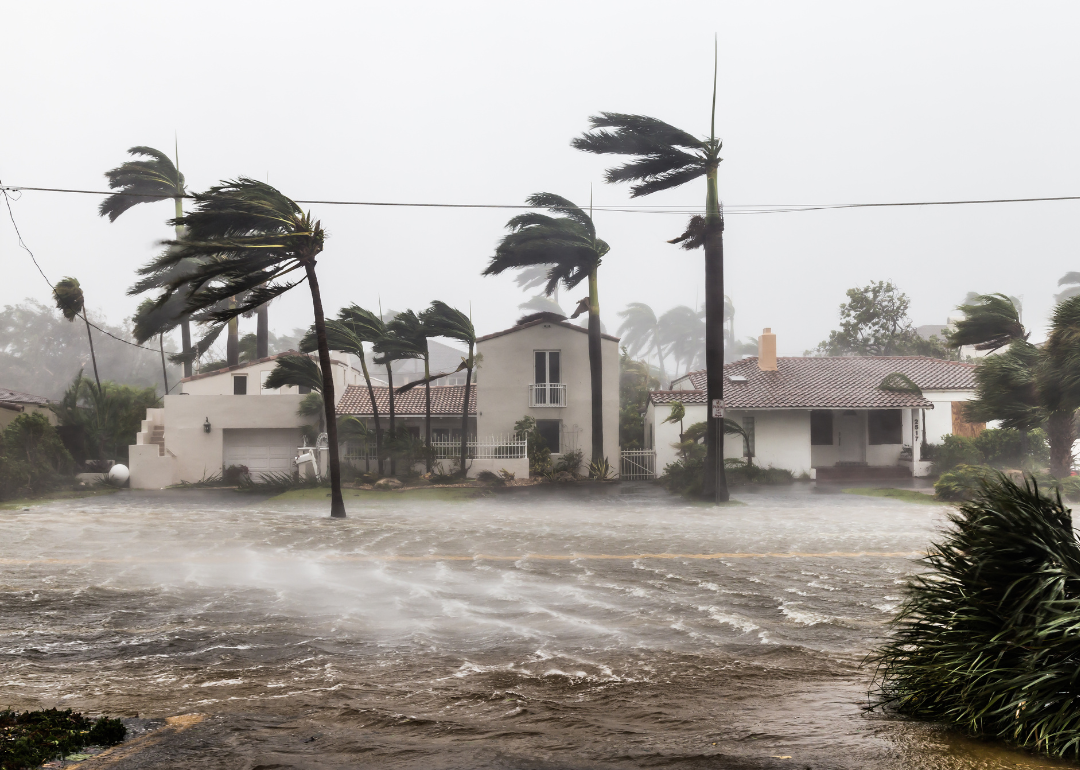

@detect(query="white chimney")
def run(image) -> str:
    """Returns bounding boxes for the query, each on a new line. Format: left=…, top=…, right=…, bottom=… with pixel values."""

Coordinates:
left=758, top=328, right=777, bottom=371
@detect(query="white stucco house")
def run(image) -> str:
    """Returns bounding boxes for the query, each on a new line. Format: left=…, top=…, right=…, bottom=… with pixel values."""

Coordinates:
left=128, top=311, right=619, bottom=487
left=644, top=329, right=979, bottom=480
left=0, top=387, right=56, bottom=430
left=129, top=352, right=367, bottom=488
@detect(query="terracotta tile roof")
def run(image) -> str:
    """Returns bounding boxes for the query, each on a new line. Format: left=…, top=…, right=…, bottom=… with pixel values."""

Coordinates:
left=653, top=356, right=977, bottom=410
left=648, top=390, right=708, bottom=405
left=337, top=384, right=476, bottom=416
left=477, top=317, right=620, bottom=344
left=0, top=387, right=51, bottom=405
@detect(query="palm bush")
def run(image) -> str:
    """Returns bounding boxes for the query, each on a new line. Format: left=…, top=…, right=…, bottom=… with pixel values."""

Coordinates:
left=0, top=413, right=75, bottom=500
left=872, top=473, right=1080, bottom=759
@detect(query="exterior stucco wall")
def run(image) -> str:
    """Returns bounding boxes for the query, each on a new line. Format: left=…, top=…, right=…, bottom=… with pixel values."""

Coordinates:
left=476, top=324, right=619, bottom=463
left=180, top=355, right=363, bottom=396
left=921, top=389, right=975, bottom=444
left=0, top=403, right=56, bottom=431
left=646, top=401, right=707, bottom=473
left=744, top=410, right=813, bottom=476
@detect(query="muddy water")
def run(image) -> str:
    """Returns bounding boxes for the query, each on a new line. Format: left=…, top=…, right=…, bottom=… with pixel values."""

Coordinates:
left=0, top=486, right=1070, bottom=768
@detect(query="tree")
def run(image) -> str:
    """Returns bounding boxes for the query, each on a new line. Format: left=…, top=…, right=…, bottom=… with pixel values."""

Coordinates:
left=102, top=146, right=196, bottom=377
left=813, top=281, right=949, bottom=358
left=388, top=310, right=434, bottom=472
left=947, top=293, right=1028, bottom=353
left=300, top=306, right=387, bottom=475
left=52, top=277, right=101, bottom=392
left=663, top=400, right=686, bottom=440
left=618, top=349, right=657, bottom=448
left=618, top=303, right=667, bottom=387
left=420, top=302, right=476, bottom=477
left=957, top=294, right=1080, bottom=477
left=573, top=46, right=729, bottom=501
left=483, top=192, right=610, bottom=467
left=372, top=316, right=423, bottom=477
left=659, top=305, right=705, bottom=378
left=51, top=372, right=159, bottom=466
left=132, top=295, right=185, bottom=395
left=1056, top=273, right=1080, bottom=303
left=148, top=178, right=345, bottom=518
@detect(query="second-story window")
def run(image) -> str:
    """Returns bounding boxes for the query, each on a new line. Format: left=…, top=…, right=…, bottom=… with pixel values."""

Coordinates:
left=534, top=351, right=560, bottom=384
left=233, top=375, right=248, bottom=395
left=532, top=351, right=564, bottom=406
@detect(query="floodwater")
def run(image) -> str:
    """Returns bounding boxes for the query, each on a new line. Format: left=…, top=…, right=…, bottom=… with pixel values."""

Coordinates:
left=0, top=485, right=1071, bottom=769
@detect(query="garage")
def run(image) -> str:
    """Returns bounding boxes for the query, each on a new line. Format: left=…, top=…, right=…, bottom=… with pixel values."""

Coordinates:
left=222, top=428, right=301, bottom=480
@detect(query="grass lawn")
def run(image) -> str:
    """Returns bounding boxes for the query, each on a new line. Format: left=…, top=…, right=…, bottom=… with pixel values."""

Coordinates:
left=842, top=487, right=949, bottom=505
left=0, top=487, right=120, bottom=510
left=271, top=486, right=482, bottom=503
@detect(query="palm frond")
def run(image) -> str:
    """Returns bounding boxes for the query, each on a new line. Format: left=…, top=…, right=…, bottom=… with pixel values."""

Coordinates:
left=421, top=301, right=475, bottom=346
left=668, top=215, right=706, bottom=250
left=170, top=322, right=226, bottom=365
left=573, top=112, right=703, bottom=153
left=52, top=277, right=84, bottom=321
left=264, top=354, right=322, bottom=392
left=100, top=146, right=185, bottom=222
left=948, top=293, right=1027, bottom=352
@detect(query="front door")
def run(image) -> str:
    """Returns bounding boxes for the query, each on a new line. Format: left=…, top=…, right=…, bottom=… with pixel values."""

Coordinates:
left=836, top=411, right=864, bottom=463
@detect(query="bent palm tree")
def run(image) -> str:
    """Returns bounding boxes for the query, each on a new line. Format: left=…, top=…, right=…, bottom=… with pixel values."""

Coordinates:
left=618, top=302, right=666, bottom=387
left=53, top=277, right=101, bottom=392
left=387, top=310, right=433, bottom=471
left=948, top=293, right=1028, bottom=353
left=133, top=295, right=185, bottom=395
left=483, top=193, right=610, bottom=467
left=102, top=146, right=196, bottom=377
left=148, top=178, right=345, bottom=518
left=373, top=318, right=424, bottom=476
left=573, top=46, right=728, bottom=501
left=659, top=305, right=705, bottom=378
left=421, top=302, right=476, bottom=476
left=301, top=306, right=387, bottom=475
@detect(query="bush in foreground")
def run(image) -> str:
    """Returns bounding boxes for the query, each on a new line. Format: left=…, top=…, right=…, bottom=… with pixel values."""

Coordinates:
left=0, top=708, right=125, bottom=769
left=871, top=473, right=1080, bottom=759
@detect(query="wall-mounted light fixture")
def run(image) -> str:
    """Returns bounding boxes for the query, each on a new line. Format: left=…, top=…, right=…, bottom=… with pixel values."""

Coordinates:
left=203, top=417, right=211, bottom=434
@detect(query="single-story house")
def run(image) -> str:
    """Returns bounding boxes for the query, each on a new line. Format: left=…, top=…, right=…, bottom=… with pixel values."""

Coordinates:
left=0, top=387, right=57, bottom=430
left=644, top=328, right=979, bottom=480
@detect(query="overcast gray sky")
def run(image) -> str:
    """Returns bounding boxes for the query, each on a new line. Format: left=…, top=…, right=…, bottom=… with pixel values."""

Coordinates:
left=3, top=1, right=1078, bottom=357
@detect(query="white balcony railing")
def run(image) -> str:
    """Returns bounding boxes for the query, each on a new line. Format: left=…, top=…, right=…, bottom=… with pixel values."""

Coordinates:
left=529, top=383, right=566, bottom=407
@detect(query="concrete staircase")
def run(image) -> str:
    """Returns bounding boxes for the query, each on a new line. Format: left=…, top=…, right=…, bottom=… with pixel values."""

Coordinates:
left=149, top=425, right=165, bottom=456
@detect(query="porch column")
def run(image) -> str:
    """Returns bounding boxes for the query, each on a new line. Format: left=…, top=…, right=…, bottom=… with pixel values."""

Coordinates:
left=911, top=408, right=922, bottom=464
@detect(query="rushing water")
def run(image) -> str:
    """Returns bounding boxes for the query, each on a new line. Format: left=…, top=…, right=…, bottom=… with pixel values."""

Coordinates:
left=0, top=485, right=1070, bottom=769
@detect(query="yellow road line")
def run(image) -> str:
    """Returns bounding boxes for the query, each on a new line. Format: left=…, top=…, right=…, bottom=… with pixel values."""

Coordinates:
left=0, top=551, right=922, bottom=565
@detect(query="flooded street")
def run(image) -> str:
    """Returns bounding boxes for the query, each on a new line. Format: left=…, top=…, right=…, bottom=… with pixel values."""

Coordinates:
left=0, top=485, right=1067, bottom=768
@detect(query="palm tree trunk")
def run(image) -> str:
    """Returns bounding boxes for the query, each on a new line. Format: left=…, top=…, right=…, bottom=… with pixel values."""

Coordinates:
left=257, top=304, right=269, bottom=359
left=386, top=364, right=397, bottom=476
left=227, top=312, right=239, bottom=367
left=460, top=344, right=473, bottom=478
left=702, top=166, right=729, bottom=503
left=303, top=262, right=345, bottom=518
left=587, top=267, right=604, bottom=466
left=81, top=313, right=101, bottom=392
left=159, top=333, right=169, bottom=396
left=174, top=197, right=193, bottom=379
left=358, top=353, right=383, bottom=476
left=1047, top=409, right=1076, bottom=478
left=424, top=356, right=432, bottom=473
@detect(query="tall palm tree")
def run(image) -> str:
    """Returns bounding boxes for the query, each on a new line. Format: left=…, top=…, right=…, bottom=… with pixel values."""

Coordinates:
left=659, top=305, right=705, bottom=378
left=421, top=302, right=476, bottom=476
left=133, top=295, right=185, bottom=395
left=483, top=193, right=610, bottom=467
left=572, top=46, right=729, bottom=501
left=102, top=145, right=196, bottom=377
left=301, top=306, right=387, bottom=475
left=954, top=293, right=1080, bottom=477
left=52, top=277, right=101, bottom=392
left=147, top=178, right=345, bottom=518
left=265, top=353, right=326, bottom=436
left=617, top=302, right=667, bottom=387
left=387, top=310, right=433, bottom=471
left=373, top=317, right=423, bottom=476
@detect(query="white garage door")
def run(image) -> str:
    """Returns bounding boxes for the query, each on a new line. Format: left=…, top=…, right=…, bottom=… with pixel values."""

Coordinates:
left=223, top=428, right=301, bottom=479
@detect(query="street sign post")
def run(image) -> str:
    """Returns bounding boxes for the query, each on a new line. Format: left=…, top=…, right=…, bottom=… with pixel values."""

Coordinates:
left=711, top=399, right=724, bottom=419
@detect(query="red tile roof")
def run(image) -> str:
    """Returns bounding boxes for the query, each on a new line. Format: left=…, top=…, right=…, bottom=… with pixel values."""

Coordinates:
left=337, top=384, right=476, bottom=415
left=477, top=317, right=620, bottom=344
left=0, top=387, right=51, bottom=405
left=653, top=356, right=976, bottom=410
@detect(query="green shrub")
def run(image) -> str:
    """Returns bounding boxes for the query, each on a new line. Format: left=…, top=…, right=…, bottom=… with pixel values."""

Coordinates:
left=0, top=412, right=75, bottom=500
left=931, top=429, right=1051, bottom=475
left=659, top=455, right=704, bottom=497
left=725, top=458, right=794, bottom=486
left=555, top=449, right=583, bottom=475
left=932, top=435, right=982, bottom=475
left=934, top=464, right=993, bottom=501
left=51, top=373, right=159, bottom=466
left=0, top=708, right=125, bottom=769
left=872, top=473, right=1080, bottom=759
left=514, top=416, right=551, bottom=476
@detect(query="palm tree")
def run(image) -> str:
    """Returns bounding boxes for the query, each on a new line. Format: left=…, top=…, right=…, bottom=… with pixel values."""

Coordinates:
left=132, top=295, right=185, bottom=395
left=515, top=265, right=560, bottom=304
left=148, top=178, right=345, bottom=518
left=659, top=305, right=705, bottom=378
left=102, top=146, right=196, bottom=377
left=52, top=277, right=101, bottom=392
left=572, top=46, right=729, bottom=501
left=483, top=193, right=610, bottom=467
left=420, top=302, right=477, bottom=476
left=618, top=303, right=667, bottom=387
left=1056, top=274, right=1080, bottom=304
left=953, top=294, right=1080, bottom=477
left=373, top=316, right=424, bottom=476
left=300, top=306, right=387, bottom=475
left=387, top=310, right=433, bottom=472
left=264, top=353, right=326, bottom=437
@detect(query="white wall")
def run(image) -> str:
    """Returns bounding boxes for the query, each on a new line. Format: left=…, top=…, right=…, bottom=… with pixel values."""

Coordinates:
left=180, top=355, right=363, bottom=396
left=744, top=410, right=813, bottom=476
left=921, top=389, right=976, bottom=444
left=645, top=401, right=707, bottom=473
left=476, top=323, right=619, bottom=464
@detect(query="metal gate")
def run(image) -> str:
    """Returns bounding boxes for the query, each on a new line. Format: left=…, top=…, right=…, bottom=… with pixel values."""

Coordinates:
left=620, top=450, right=656, bottom=480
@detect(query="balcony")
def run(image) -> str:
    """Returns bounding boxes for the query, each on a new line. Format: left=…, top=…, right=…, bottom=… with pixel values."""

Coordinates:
left=529, top=383, right=566, bottom=407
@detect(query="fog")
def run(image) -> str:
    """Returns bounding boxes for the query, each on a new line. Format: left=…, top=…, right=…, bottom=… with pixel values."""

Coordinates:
left=3, top=1, right=1079, bottom=361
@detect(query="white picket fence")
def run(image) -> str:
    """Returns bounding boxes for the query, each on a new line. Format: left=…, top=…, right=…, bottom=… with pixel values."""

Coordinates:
left=343, top=435, right=527, bottom=466
left=620, top=449, right=657, bottom=480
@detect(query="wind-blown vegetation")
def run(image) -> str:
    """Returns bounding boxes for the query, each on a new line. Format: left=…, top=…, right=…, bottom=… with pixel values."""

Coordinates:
left=872, top=473, right=1080, bottom=758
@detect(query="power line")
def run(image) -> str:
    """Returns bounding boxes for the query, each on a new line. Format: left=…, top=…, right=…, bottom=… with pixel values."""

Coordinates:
left=1, top=181, right=162, bottom=354
left=6, top=183, right=1080, bottom=215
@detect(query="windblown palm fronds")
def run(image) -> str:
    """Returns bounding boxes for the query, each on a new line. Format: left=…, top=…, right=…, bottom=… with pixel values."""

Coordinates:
left=871, top=473, right=1080, bottom=759
left=52, top=277, right=101, bottom=391
left=947, top=293, right=1027, bottom=352
left=264, top=354, right=322, bottom=393
left=421, top=301, right=476, bottom=476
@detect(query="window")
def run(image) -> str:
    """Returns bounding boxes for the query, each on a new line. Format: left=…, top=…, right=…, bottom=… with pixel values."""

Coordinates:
left=534, top=351, right=560, bottom=383
left=260, top=371, right=278, bottom=394
left=298, top=384, right=312, bottom=394
left=868, top=410, right=903, bottom=445
left=433, top=429, right=451, bottom=443
left=233, top=375, right=248, bottom=395
left=811, top=411, right=834, bottom=445
left=536, top=419, right=560, bottom=453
